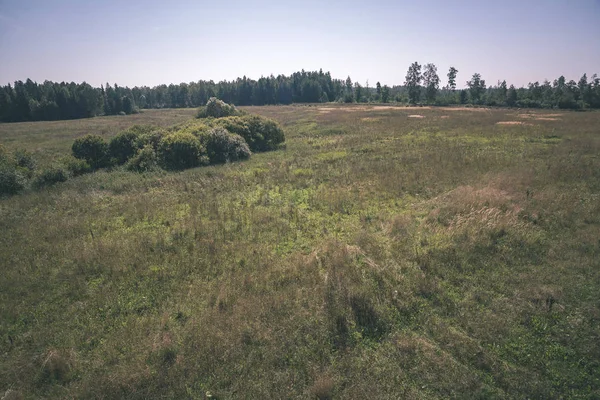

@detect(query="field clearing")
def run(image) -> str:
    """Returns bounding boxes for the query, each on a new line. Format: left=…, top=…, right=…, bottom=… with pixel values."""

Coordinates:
left=1, top=106, right=600, bottom=398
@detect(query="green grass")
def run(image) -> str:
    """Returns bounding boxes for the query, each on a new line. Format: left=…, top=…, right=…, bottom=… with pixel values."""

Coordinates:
left=1, top=106, right=599, bottom=399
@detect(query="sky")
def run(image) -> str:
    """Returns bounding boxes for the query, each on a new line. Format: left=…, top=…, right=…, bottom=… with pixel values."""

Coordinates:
left=1, top=0, right=599, bottom=89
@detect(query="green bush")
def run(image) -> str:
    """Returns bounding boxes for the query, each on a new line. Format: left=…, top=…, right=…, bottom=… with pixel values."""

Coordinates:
left=216, top=115, right=285, bottom=152
left=61, top=155, right=92, bottom=176
left=33, top=166, right=68, bottom=188
left=72, top=135, right=109, bottom=169
left=203, top=127, right=251, bottom=164
left=126, top=145, right=160, bottom=172
left=0, top=161, right=26, bottom=195
left=197, top=97, right=242, bottom=119
left=13, top=149, right=36, bottom=172
left=109, top=130, right=143, bottom=164
left=158, top=132, right=208, bottom=170
left=170, top=120, right=211, bottom=138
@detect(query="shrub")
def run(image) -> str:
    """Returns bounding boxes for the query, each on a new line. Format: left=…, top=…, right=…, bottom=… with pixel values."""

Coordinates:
left=0, top=161, right=26, bottom=195
left=109, top=129, right=143, bottom=164
left=13, top=149, right=36, bottom=171
left=134, top=127, right=168, bottom=151
left=216, top=115, right=285, bottom=152
left=158, top=132, right=208, bottom=170
left=203, top=127, right=251, bottom=164
left=170, top=120, right=211, bottom=138
left=126, top=145, right=160, bottom=172
left=197, top=97, right=241, bottom=119
left=33, top=166, right=68, bottom=188
left=61, top=155, right=92, bottom=176
left=72, top=135, right=109, bottom=169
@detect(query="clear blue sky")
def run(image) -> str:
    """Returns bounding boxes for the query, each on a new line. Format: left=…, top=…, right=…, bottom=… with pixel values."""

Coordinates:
left=1, top=0, right=599, bottom=88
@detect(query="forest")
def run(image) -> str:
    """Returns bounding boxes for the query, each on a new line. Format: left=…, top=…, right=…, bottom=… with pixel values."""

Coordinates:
left=1, top=65, right=599, bottom=122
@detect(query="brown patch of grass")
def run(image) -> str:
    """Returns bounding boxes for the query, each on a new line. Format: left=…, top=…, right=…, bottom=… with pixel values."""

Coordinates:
left=496, top=121, right=530, bottom=125
left=318, top=105, right=431, bottom=112
left=310, top=376, right=335, bottom=399
left=439, top=107, right=491, bottom=111
left=518, top=113, right=562, bottom=121
left=408, top=114, right=425, bottom=118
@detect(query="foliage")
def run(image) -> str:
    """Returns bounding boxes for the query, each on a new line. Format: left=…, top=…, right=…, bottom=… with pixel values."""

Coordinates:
left=158, top=132, right=207, bottom=170
left=109, top=129, right=143, bottom=164
left=447, top=67, right=458, bottom=91
left=126, top=145, right=160, bottom=172
left=72, top=135, right=110, bottom=169
left=423, top=63, right=440, bottom=104
left=61, top=155, right=92, bottom=176
left=405, top=61, right=422, bottom=105
left=0, top=160, right=26, bottom=195
left=202, top=127, right=251, bottom=164
left=459, top=89, right=468, bottom=104
left=507, top=85, right=518, bottom=107
left=381, top=85, right=390, bottom=103
left=33, top=166, right=68, bottom=188
left=3, top=68, right=600, bottom=124
left=467, top=73, right=487, bottom=104
left=13, top=149, right=36, bottom=172
left=197, top=97, right=242, bottom=119
left=216, top=114, right=285, bottom=152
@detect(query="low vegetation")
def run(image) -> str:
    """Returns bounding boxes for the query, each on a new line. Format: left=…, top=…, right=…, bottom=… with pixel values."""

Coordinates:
left=0, top=101, right=284, bottom=195
left=0, top=105, right=599, bottom=398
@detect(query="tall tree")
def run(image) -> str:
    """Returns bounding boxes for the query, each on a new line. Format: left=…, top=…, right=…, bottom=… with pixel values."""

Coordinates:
left=466, top=73, right=486, bottom=104
left=381, top=85, right=390, bottom=103
left=376, top=82, right=382, bottom=101
left=404, top=62, right=422, bottom=105
left=447, top=67, right=458, bottom=91
left=344, top=76, right=354, bottom=102
left=423, top=63, right=440, bottom=104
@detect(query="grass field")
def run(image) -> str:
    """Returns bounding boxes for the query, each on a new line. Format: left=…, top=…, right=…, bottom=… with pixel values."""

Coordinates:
left=1, top=105, right=599, bottom=399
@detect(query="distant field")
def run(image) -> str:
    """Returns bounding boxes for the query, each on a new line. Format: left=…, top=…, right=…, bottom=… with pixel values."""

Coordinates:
left=1, top=106, right=599, bottom=399
left=0, top=108, right=197, bottom=166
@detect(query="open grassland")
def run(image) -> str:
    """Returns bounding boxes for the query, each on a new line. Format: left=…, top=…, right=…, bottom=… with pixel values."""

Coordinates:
left=1, top=105, right=599, bottom=399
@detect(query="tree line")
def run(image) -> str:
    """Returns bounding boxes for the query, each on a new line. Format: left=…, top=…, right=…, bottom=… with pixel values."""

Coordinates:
left=1, top=66, right=599, bottom=122
left=399, top=62, right=600, bottom=109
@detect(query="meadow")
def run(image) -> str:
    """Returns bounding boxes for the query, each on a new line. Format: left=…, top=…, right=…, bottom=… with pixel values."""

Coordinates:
left=1, top=105, right=599, bottom=399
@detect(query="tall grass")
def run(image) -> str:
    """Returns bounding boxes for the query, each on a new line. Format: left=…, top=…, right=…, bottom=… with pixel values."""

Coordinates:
left=0, top=106, right=599, bottom=398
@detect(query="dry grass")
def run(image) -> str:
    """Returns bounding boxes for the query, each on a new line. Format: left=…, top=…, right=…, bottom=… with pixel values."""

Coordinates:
left=496, top=121, right=530, bottom=125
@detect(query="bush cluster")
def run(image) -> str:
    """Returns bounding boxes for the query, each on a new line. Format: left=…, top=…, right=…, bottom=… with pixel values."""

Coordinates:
left=158, top=132, right=208, bottom=170
left=216, top=115, right=285, bottom=152
left=1, top=146, right=28, bottom=195
left=196, top=97, right=243, bottom=119
left=33, top=166, right=68, bottom=188
left=126, top=145, right=159, bottom=172
left=202, top=127, right=251, bottom=164
left=1, top=100, right=285, bottom=196
left=0, top=160, right=27, bottom=195
left=72, top=135, right=109, bottom=169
